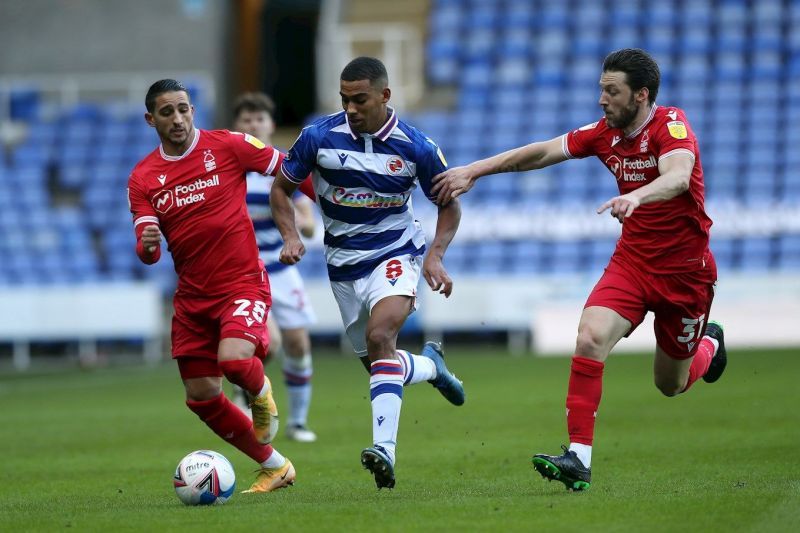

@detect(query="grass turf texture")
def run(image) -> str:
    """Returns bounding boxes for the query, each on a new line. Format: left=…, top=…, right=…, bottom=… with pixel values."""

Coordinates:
left=2, top=347, right=798, bottom=532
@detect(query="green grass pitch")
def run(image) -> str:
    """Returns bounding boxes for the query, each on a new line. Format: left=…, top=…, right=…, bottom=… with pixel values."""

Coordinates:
left=2, top=347, right=799, bottom=532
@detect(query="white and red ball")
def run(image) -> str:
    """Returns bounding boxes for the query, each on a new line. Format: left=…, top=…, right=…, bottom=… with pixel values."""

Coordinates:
left=173, top=450, right=236, bottom=505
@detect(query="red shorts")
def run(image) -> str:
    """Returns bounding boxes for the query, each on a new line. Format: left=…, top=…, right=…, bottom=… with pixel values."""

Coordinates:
left=585, top=252, right=717, bottom=360
left=171, top=278, right=272, bottom=367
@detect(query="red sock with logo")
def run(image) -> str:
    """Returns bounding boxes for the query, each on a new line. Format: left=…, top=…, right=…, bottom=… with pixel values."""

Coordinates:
left=566, top=356, right=605, bottom=445
left=219, top=357, right=266, bottom=396
left=186, top=393, right=272, bottom=463
left=682, top=337, right=715, bottom=392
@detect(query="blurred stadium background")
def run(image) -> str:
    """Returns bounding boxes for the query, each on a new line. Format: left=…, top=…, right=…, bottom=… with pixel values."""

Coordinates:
left=1, top=0, right=799, bottom=371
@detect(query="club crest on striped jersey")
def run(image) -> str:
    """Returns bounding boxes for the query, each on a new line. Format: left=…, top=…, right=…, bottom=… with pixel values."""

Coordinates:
left=385, top=259, right=403, bottom=285
left=153, top=189, right=174, bottom=214
left=385, top=156, right=406, bottom=176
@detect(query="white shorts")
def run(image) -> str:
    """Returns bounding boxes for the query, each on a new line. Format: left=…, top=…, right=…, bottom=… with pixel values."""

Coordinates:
left=266, top=265, right=316, bottom=329
left=330, top=254, right=422, bottom=356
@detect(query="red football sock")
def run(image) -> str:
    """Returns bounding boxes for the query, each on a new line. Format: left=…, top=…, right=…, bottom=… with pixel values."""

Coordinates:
left=566, top=356, right=605, bottom=446
left=218, top=357, right=266, bottom=396
left=682, top=337, right=715, bottom=392
left=187, top=393, right=273, bottom=464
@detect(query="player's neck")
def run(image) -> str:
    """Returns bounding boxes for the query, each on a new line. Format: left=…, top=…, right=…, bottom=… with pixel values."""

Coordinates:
left=622, top=104, right=653, bottom=137
left=162, top=127, right=197, bottom=157
left=365, top=108, right=389, bottom=135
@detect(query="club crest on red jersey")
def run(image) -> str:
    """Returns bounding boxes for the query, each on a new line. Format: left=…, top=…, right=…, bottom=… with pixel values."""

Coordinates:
left=385, top=259, right=403, bottom=286
left=153, top=190, right=174, bottom=214
left=386, top=156, right=405, bottom=176
left=639, top=130, right=650, bottom=152
left=203, top=149, right=217, bottom=172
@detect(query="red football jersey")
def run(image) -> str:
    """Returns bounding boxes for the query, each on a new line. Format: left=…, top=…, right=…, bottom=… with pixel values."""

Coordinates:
left=563, top=105, right=714, bottom=276
left=128, top=129, right=284, bottom=296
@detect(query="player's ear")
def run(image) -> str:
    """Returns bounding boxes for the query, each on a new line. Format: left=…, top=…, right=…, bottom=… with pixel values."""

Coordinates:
left=382, top=87, right=391, bottom=104
left=637, top=87, right=649, bottom=104
left=144, top=112, right=156, bottom=127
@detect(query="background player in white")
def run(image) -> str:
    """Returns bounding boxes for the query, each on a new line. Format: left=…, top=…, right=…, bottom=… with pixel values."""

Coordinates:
left=270, top=57, right=465, bottom=489
left=232, top=92, right=319, bottom=442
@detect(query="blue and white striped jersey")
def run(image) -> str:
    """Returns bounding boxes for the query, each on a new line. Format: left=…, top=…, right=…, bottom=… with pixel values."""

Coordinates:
left=246, top=172, right=288, bottom=274
left=281, top=109, right=448, bottom=281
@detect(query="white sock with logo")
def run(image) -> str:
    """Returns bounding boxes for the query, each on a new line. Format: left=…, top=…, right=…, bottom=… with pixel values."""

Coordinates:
left=369, top=359, right=404, bottom=465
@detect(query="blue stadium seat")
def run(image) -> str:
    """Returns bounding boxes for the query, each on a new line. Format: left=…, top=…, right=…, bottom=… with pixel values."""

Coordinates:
left=507, top=240, right=544, bottom=274
left=9, top=86, right=41, bottom=121
left=11, top=142, right=53, bottom=168
left=59, top=165, right=88, bottom=189
left=429, top=3, right=462, bottom=33
left=571, top=28, right=605, bottom=57
left=60, top=143, right=91, bottom=169
left=498, top=28, right=533, bottom=59
left=501, top=2, right=535, bottom=30
left=18, top=185, right=48, bottom=210
left=753, top=1, right=784, bottom=26
left=776, top=234, right=800, bottom=271
left=710, top=238, right=736, bottom=271
left=741, top=173, right=778, bottom=204
left=738, top=237, right=773, bottom=271
left=715, top=52, right=746, bottom=80
left=588, top=238, right=617, bottom=269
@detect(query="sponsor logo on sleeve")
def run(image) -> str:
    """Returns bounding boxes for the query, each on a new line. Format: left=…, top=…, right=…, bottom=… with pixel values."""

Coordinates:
left=436, top=146, right=448, bottom=167
left=579, top=121, right=599, bottom=131
left=667, top=121, right=687, bottom=139
left=244, top=133, right=265, bottom=149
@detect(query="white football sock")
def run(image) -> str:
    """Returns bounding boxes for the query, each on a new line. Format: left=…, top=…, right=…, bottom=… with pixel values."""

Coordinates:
left=569, top=443, right=592, bottom=468
left=283, top=353, right=313, bottom=426
left=261, top=448, right=286, bottom=469
left=396, top=350, right=437, bottom=385
left=369, top=359, right=404, bottom=465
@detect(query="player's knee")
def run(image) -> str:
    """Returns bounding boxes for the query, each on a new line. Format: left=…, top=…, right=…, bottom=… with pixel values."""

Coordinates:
left=283, top=336, right=307, bottom=359
left=365, top=326, right=396, bottom=353
left=184, top=377, right=222, bottom=402
left=574, top=325, right=608, bottom=359
left=218, top=338, right=256, bottom=361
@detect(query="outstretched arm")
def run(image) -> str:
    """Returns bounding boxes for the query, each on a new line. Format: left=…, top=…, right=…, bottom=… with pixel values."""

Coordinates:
left=431, top=136, right=568, bottom=205
left=597, top=152, right=694, bottom=223
left=423, top=198, right=461, bottom=297
left=270, top=171, right=305, bottom=264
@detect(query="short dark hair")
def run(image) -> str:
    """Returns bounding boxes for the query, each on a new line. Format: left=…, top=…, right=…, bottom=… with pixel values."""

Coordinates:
left=340, top=57, right=388, bottom=88
left=232, top=92, right=276, bottom=120
left=145, top=79, right=189, bottom=113
left=602, top=48, right=660, bottom=105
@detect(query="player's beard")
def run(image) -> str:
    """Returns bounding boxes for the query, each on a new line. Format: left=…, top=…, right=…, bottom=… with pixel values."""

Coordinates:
left=606, top=95, right=639, bottom=130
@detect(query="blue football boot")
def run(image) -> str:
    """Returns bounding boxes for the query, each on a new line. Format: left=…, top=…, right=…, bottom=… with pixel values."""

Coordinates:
left=422, top=341, right=465, bottom=406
